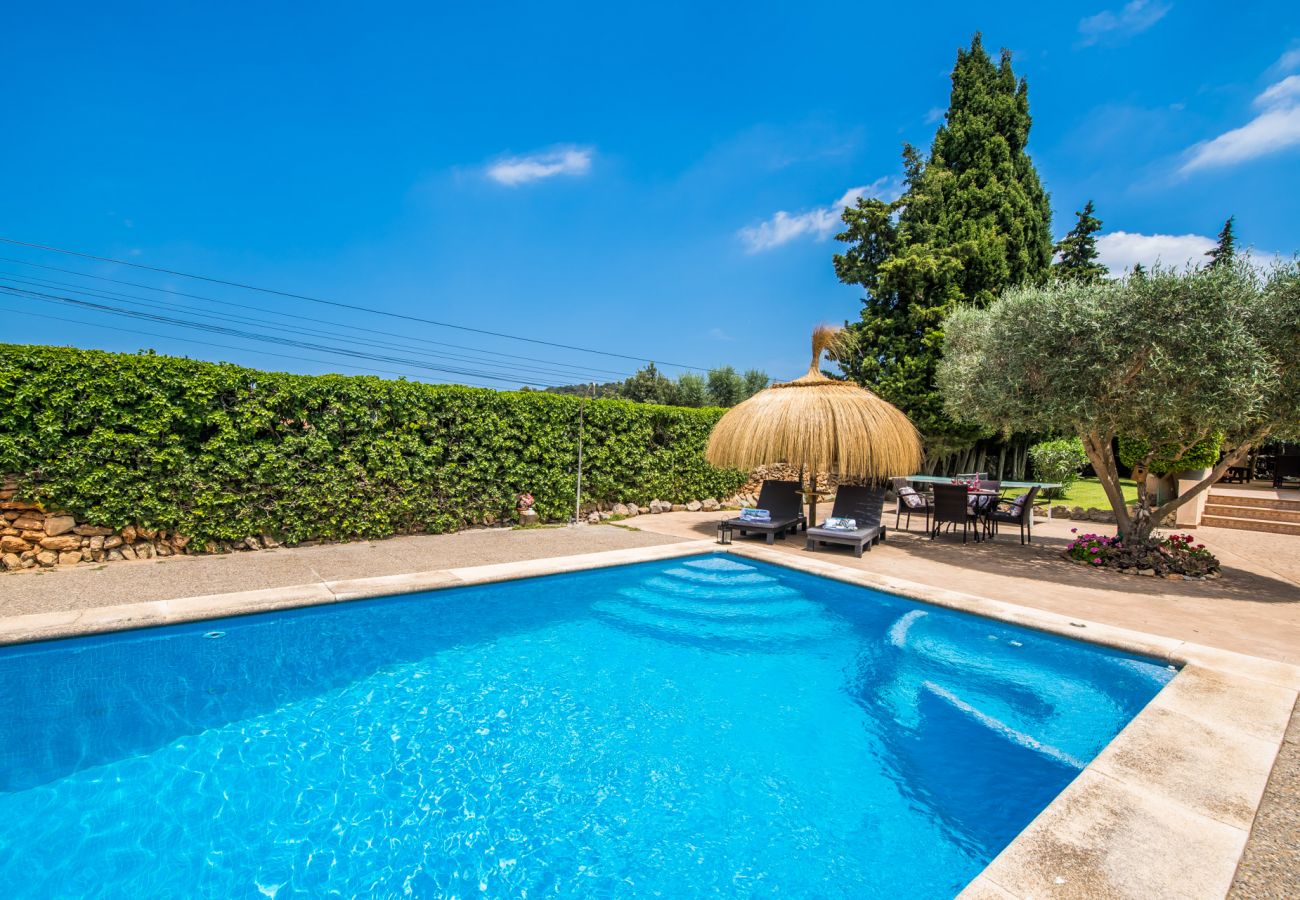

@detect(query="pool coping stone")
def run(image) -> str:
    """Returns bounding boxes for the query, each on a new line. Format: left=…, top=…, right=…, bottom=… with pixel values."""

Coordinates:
left=0, top=538, right=1294, bottom=900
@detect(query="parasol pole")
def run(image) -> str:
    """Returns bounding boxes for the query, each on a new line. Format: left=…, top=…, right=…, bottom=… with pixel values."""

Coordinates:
left=799, top=464, right=820, bottom=527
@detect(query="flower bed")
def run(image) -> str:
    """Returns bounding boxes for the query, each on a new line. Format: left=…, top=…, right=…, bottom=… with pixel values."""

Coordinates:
left=1065, top=529, right=1221, bottom=579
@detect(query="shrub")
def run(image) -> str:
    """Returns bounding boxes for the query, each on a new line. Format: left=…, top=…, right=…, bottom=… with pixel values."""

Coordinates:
left=0, top=344, right=747, bottom=545
left=1117, top=433, right=1223, bottom=476
left=1028, top=437, right=1089, bottom=498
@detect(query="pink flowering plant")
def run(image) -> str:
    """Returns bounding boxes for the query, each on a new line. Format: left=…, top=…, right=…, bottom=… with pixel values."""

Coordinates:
left=1065, top=532, right=1119, bottom=566
left=1065, top=529, right=1220, bottom=577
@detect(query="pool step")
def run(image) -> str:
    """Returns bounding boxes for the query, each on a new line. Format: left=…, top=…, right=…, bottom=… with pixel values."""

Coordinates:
left=620, top=587, right=819, bottom=621
left=594, top=561, right=840, bottom=647
left=644, top=574, right=797, bottom=602
left=594, top=598, right=840, bottom=646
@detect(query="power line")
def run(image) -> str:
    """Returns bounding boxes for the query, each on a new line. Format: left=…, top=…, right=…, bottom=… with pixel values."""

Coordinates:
left=0, top=302, right=516, bottom=388
left=0, top=236, right=708, bottom=371
left=0, top=272, right=628, bottom=384
left=0, top=285, right=572, bottom=388
left=0, top=256, right=633, bottom=379
left=0, top=279, right=564, bottom=386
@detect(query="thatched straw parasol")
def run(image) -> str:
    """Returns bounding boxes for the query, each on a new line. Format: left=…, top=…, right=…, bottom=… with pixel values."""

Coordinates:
left=706, top=325, right=923, bottom=523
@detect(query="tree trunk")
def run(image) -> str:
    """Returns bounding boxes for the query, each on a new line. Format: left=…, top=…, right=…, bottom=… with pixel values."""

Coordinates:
left=1081, top=432, right=1134, bottom=537
left=1128, top=461, right=1154, bottom=542
left=1085, top=438, right=1255, bottom=544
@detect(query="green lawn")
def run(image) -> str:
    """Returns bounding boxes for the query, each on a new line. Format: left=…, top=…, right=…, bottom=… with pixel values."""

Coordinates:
left=1048, top=477, right=1138, bottom=509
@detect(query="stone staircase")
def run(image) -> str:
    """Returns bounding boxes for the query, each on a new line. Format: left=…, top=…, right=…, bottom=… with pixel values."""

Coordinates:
left=1202, top=489, right=1300, bottom=536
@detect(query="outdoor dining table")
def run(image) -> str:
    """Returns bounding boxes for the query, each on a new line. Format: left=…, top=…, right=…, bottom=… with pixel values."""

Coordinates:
left=901, top=475, right=1064, bottom=541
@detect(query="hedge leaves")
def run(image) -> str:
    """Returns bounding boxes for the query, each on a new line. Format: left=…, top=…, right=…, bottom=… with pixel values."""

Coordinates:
left=0, top=345, right=746, bottom=545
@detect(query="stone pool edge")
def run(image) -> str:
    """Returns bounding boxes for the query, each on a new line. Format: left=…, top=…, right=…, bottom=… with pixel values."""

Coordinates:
left=0, top=538, right=1294, bottom=900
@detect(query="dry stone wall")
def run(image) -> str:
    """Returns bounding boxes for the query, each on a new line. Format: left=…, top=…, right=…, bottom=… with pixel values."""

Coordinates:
left=1, top=475, right=742, bottom=572
left=729, top=464, right=865, bottom=508
left=1, top=477, right=200, bottom=570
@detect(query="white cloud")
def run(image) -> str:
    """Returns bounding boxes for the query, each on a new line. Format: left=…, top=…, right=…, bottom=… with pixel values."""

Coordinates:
left=1255, top=74, right=1300, bottom=108
left=485, top=146, right=593, bottom=186
left=1181, top=75, right=1300, bottom=173
left=1078, top=0, right=1171, bottom=44
left=1096, top=231, right=1214, bottom=273
left=1096, top=231, right=1288, bottom=273
left=738, top=177, right=903, bottom=253
left=1270, top=46, right=1300, bottom=75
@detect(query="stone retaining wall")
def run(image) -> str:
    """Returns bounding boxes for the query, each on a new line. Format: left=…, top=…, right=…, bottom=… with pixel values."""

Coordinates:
left=1, top=475, right=744, bottom=572
left=577, top=496, right=733, bottom=525
left=1046, top=504, right=1119, bottom=524
left=735, top=463, right=845, bottom=500
left=1, top=478, right=203, bottom=571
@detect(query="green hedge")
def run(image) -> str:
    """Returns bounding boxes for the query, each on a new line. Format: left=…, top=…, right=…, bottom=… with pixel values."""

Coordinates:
left=1118, top=432, right=1223, bottom=476
left=0, top=344, right=746, bottom=545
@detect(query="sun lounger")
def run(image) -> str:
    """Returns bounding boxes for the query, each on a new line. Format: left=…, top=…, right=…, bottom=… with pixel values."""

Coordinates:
left=723, top=480, right=806, bottom=544
left=805, top=484, right=886, bottom=557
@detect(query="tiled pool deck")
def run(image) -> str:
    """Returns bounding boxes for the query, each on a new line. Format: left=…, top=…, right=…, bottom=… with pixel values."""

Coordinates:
left=1, top=520, right=1296, bottom=898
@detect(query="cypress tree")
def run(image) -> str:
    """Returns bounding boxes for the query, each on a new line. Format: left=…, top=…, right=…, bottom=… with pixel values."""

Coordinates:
left=834, top=33, right=1053, bottom=454
left=1205, top=216, right=1236, bottom=268
left=1053, top=201, right=1107, bottom=282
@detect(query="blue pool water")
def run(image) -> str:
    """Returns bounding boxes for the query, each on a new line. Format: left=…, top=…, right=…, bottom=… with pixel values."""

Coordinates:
left=0, top=554, right=1173, bottom=898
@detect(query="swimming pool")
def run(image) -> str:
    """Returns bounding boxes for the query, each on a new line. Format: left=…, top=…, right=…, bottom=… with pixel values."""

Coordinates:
left=0, top=553, right=1173, bottom=897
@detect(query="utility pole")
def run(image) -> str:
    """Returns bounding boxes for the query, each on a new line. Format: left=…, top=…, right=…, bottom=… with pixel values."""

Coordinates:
left=574, top=382, right=594, bottom=525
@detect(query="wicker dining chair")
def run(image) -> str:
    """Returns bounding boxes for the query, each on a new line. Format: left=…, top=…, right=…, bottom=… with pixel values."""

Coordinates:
left=931, top=483, right=976, bottom=543
left=989, top=486, right=1041, bottom=544
left=891, top=476, right=932, bottom=532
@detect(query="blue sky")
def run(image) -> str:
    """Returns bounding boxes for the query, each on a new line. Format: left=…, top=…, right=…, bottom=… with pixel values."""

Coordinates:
left=3, top=1, right=1298, bottom=387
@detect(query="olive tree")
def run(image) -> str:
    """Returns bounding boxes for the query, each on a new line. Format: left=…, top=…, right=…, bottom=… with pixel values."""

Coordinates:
left=936, top=263, right=1300, bottom=542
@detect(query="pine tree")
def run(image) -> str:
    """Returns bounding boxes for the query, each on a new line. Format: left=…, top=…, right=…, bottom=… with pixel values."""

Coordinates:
left=834, top=33, right=1053, bottom=453
left=1205, top=216, right=1236, bottom=268
left=1053, top=201, right=1107, bottom=282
